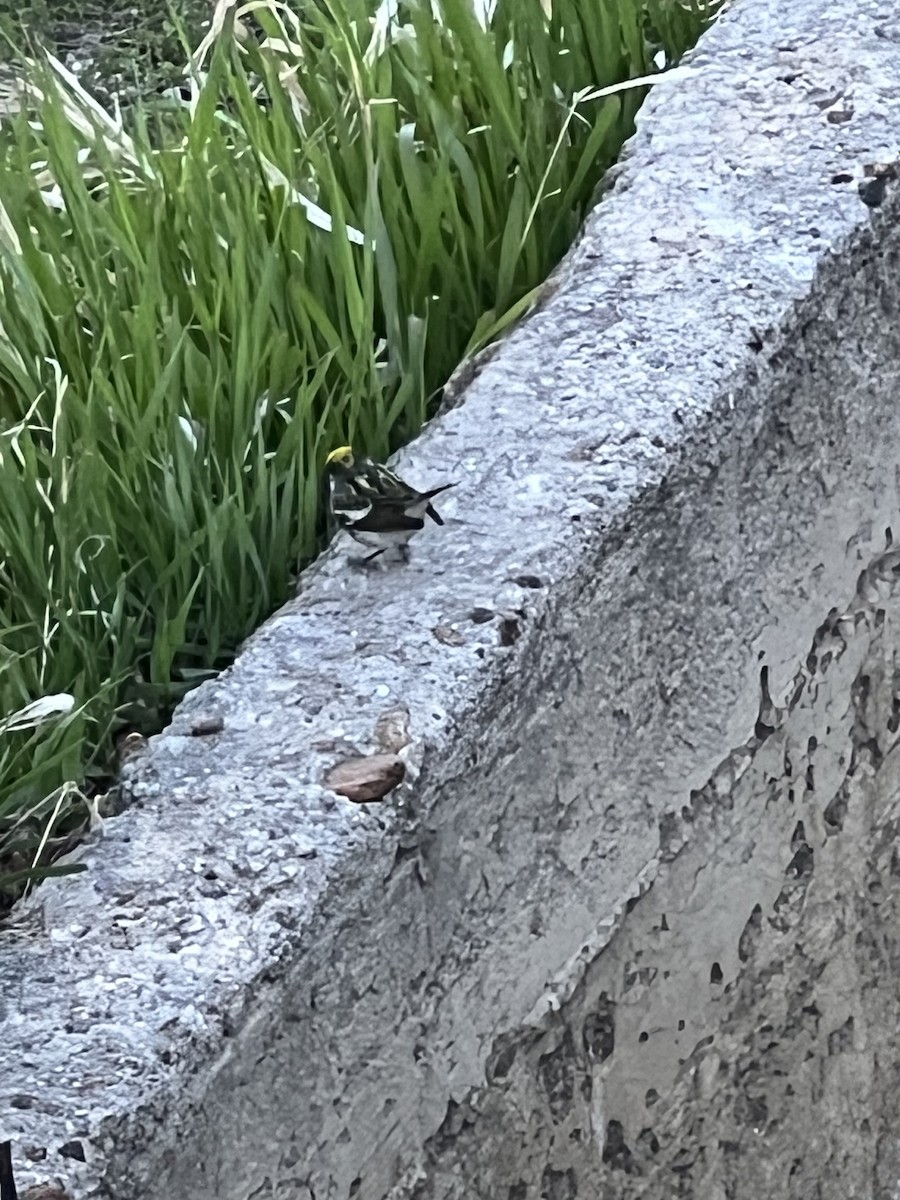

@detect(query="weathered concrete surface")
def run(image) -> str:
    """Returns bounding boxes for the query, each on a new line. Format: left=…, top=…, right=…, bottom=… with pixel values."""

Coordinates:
left=4, top=0, right=900, bottom=1196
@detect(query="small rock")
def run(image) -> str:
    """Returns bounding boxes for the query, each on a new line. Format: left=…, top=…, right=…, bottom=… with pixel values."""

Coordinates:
left=468, top=608, right=495, bottom=625
left=324, top=755, right=405, bottom=803
left=190, top=716, right=225, bottom=737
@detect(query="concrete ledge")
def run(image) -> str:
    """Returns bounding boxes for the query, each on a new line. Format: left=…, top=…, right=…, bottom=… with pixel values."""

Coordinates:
left=5, top=0, right=900, bottom=1195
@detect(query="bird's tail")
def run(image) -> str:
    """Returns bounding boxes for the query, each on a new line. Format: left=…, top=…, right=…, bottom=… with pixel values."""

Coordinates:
left=423, top=482, right=455, bottom=526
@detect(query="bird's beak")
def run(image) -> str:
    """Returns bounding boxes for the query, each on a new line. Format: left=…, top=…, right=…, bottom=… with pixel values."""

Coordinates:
left=325, top=445, right=353, bottom=466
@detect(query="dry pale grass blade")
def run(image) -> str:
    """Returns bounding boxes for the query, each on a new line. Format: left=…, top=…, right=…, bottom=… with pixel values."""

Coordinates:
left=0, top=69, right=24, bottom=121
left=0, top=196, right=22, bottom=256
left=365, top=0, right=406, bottom=65
left=578, top=63, right=696, bottom=104
left=0, top=694, right=76, bottom=735
left=36, top=55, right=151, bottom=176
left=21, top=780, right=82, bottom=895
left=193, top=0, right=241, bottom=64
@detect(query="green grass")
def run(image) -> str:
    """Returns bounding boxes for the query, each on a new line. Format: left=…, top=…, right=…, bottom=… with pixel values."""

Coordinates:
left=0, top=0, right=717, bottom=908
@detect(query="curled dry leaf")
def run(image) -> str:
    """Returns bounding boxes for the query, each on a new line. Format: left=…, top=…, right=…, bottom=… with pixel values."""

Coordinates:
left=116, top=731, right=148, bottom=766
left=324, top=754, right=405, bottom=803
left=373, top=706, right=411, bottom=753
left=432, top=624, right=466, bottom=646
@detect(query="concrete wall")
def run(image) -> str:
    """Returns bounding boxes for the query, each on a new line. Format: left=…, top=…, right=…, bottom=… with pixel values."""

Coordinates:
left=4, top=0, right=900, bottom=1196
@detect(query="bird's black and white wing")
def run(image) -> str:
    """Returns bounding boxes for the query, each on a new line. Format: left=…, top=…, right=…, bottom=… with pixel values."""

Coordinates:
left=328, top=475, right=373, bottom=528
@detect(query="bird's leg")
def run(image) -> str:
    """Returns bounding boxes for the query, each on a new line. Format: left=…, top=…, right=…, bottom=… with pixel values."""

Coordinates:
left=348, top=548, right=387, bottom=569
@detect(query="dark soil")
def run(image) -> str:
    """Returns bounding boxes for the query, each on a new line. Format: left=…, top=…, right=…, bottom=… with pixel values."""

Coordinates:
left=1, top=0, right=212, bottom=103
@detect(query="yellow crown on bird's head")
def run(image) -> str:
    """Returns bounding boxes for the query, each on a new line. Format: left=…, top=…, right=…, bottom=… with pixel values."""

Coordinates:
left=325, top=445, right=355, bottom=468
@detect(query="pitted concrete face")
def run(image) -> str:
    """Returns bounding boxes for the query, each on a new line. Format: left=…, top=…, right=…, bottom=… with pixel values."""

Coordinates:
left=4, top=0, right=900, bottom=1197
left=411, top=545, right=900, bottom=1199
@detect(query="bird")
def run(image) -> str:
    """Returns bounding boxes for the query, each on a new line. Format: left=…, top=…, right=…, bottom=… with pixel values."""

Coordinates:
left=324, top=445, right=454, bottom=564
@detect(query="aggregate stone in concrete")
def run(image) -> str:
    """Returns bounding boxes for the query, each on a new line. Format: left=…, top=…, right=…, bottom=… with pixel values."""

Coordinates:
left=4, top=0, right=900, bottom=1196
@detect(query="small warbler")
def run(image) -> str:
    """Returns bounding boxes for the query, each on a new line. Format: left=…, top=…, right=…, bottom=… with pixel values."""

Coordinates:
left=325, top=445, right=454, bottom=563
